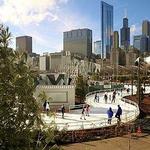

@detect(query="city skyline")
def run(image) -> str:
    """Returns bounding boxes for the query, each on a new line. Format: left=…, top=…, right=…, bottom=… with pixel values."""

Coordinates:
left=0, top=0, right=150, bottom=54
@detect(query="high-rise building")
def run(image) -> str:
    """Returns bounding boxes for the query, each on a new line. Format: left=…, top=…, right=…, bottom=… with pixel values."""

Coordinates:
left=16, top=36, right=32, bottom=54
left=142, top=20, right=150, bottom=36
left=140, top=35, right=148, bottom=52
left=148, top=37, right=150, bottom=52
left=63, top=28, right=92, bottom=58
left=39, top=55, right=50, bottom=71
left=133, top=35, right=142, bottom=50
left=94, top=40, right=102, bottom=55
left=101, top=1, right=113, bottom=59
left=120, top=17, right=130, bottom=50
left=113, top=31, right=119, bottom=48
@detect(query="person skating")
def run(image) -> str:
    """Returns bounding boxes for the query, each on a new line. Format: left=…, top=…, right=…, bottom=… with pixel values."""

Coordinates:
left=115, top=105, right=122, bottom=122
left=43, top=100, right=47, bottom=112
left=46, top=102, right=50, bottom=115
left=111, top=93, right=116, bottom=103
left=80, top=106, right=86, bottom=120
left=61, top=104, right=65, bottom=119
left=104, top=93, right=108, bottom=104
left=107, top=107, right=114, bottom=124
left=85, top=104, right=90, bottom=116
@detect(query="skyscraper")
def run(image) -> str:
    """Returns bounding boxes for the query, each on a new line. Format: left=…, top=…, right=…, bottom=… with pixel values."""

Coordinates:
left=120, top=17, right=130, bottom=50
left=113, top=31, right=119, bottom=48
left=140, top=35, right=148, bottom=52
left=94, top=40, right=101, bottom=55
left=133, top=35, right=142, bottom=50
left=63, top=28, right=92, bottom=58
left=16, top=36, right=32, bottom=54
left=142, top=20, right=150, bottom=36
left=101, top=1, right=113, bottom=59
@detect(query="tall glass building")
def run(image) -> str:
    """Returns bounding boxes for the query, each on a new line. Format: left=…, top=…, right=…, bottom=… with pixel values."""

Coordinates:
left=133, top=35, right=142, bottom=50
left=120, top=17, right=130, bottom=50
left=101, top=1, right=113, bottom=59
left=94, top=40, right=101, bottom=55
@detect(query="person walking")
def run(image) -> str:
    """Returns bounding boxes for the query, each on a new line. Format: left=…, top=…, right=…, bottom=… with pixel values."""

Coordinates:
left=107, top=107, right=114, bottom=124
left=85, top=104, right=90, bottom=116
left=46, top=102, right=50, bottom=115
left=80, top=105, right=86, bottom=120
left=61, top=104, right=65, bottom=119
left=115, top=105, right=122, bottom=122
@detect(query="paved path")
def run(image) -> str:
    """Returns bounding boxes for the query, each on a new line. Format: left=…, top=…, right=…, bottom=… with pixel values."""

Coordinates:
left=63, top=134, right=150, bottom=150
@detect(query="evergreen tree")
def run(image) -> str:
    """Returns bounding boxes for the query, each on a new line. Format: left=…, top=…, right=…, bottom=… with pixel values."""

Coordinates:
left=0, top=25, right=42, bottom=149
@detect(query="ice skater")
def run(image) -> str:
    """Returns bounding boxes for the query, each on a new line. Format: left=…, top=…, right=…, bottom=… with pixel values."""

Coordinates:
left=107, top=107, right=114, bottom=124
left=111, top=93, right=116, bottom=103
left=115, top=105, right=122, bottom=122
left=43, top=100, right=47, bottom=112
left=104, top=93, right=108, bottom=104
left=85, top=104, right=90, bottom=116
left=61, top=104, right=65, bottom=119
left=80, top=106, right=86, bottom=120
left=46, top=102, right=50, bottom=115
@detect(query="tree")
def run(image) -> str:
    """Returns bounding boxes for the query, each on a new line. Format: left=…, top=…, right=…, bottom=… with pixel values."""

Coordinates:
left=0, top=25, right=42, bottom=149
left=75, top=75, right=88, bottom=103
left=38, top=91, right=53, bottom=104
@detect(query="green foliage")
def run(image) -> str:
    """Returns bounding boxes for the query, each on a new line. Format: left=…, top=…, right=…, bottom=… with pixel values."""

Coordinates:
left=38, top=91, right=53, bottom=103
left=0, top=25, right=64, bottom=150
left=0, top=25, right=43, bottom=149
left=75, top=75, right=88, bottom=100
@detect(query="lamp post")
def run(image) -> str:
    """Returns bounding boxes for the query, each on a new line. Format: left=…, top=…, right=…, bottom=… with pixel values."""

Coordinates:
left=135, top=57, right=141, bottom=108
left=131, top=66, right=133, bottom=96
left=138, top=61, right=141, bottom=107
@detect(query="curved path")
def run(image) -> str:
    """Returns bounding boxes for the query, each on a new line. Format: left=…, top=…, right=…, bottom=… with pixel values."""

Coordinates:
left=41, top=85, right=148, bottom=131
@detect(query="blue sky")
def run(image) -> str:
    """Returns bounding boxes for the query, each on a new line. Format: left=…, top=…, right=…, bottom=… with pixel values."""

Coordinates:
left=0, top=0, right=150, bottom=54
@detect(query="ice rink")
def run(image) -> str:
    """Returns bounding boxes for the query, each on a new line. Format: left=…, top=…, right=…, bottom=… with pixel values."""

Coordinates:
left=41, top=85, right=149, bottom=131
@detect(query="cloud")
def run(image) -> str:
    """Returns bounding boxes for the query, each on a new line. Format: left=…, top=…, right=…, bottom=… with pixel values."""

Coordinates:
left=130, top=25, right=136, bottom=33
left=130, top=24, right=142, bottom=44
left=0, top=0, right=69, bottom=26
left=130, top=24, right=141, bottom=35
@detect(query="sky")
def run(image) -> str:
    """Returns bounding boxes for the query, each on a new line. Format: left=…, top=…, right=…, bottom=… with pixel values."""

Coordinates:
left=0, top=0, right=150, bottom=54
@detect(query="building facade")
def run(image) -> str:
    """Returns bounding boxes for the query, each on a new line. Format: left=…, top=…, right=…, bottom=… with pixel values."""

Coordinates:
left=133, top=35, right=142, bottom=50
left=35, top=85, right=75, bottom=107
left=94, top=40, right=102, bottom=55
left=39, top=55, right=50, bottom=71
left=101, top=1, right=113, bottom=59
left=140, top=35, right=148, bottom=52
left=142, top=20, right=150, bottom=36
left=113, top=31, right=119, bottom=48
left=63, top=28, right=92, bottom=58
left=120, top=17, right=130, bottom=50
left=16, top=36, right=32, bottom=54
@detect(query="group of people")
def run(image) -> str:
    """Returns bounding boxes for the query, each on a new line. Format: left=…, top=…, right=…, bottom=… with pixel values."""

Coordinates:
left=107, top=105, right=122, bottom=124
left=42, top=91, right=123, bottom=124
left=80, top=104, right=90, bottom=120
left=94, top=90, right=118, bottom=104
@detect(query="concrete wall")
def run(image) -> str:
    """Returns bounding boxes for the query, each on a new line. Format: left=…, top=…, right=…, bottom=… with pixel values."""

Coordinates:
left=34, top=85, right=75, bottom=106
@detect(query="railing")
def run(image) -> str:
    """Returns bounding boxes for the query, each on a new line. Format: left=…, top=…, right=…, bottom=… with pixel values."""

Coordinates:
left=86, top=88, right=124, bottom=97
